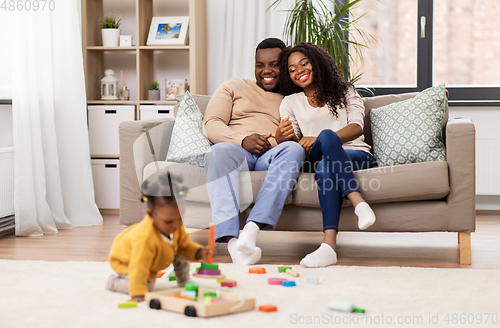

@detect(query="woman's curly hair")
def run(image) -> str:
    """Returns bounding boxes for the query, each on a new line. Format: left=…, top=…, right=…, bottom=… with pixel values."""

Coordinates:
left=279, top=42, right=353, bottom=117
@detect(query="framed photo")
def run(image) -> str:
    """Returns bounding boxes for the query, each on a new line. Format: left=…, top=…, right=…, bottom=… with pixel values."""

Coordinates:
left=147, top=16, right=189, bottom=45
left=165, top=79, right=187, bottom=100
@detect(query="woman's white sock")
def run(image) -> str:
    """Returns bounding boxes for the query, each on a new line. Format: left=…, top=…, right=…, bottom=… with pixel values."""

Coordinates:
left=228, top=238, right=262, bottom=265
left=236, top=221, right=260, bottom=254
left=355, top=201, right=376, bottom=230
left=300, top=243, right=337, bottom=268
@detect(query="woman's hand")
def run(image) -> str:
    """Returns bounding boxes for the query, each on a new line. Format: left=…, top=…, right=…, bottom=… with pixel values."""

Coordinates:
left=129, top=295, right=145, bottom=302
left=299, top=136, right=317, bottom=158
left=275, top=117, right=296, bottom=144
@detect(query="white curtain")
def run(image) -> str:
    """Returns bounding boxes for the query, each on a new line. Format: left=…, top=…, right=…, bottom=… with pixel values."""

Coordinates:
left=207, top=0, right=291, bottom=94
left=11, top=1, right=102, bottom=236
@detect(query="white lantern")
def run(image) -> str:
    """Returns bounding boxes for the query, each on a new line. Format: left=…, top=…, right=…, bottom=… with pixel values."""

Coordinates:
left=101, top=69, right=119, bottom=100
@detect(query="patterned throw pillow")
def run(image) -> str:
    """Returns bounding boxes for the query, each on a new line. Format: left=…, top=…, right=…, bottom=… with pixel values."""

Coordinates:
left=370, top=84, right=447, bottom=167
left=166, top=91, right=213, bottom=167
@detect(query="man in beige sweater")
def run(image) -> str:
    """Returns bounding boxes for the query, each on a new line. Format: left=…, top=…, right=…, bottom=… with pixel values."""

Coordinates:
left=203, top=38, right=305, bottom=264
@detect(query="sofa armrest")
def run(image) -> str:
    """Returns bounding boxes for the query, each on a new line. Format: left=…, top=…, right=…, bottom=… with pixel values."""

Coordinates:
left=445, top=117, right=476, bottom=231
left=119, top=118, right=175, bottom=225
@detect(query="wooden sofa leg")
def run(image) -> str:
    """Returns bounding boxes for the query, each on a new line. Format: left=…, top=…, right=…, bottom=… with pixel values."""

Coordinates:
left=458, top=232, right=471, bottom=265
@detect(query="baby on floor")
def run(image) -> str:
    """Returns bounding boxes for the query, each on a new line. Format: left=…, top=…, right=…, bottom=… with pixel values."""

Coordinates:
left=105, top=171, right=210, bottom=302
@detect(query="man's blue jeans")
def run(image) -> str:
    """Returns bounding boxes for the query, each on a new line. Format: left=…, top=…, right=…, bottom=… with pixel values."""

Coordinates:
left=204, top=141, right=305, bottom=242
left=308, top=129, right=377, bottom=231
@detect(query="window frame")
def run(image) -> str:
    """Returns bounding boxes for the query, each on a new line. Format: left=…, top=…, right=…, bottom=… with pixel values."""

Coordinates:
left=348, top=0, right=500, bottom=103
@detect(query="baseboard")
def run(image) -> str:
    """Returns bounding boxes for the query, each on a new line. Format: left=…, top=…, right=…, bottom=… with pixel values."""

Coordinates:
left=99, top=209, right=120, bottom=216
left=476, top=210, right=500, bottom=215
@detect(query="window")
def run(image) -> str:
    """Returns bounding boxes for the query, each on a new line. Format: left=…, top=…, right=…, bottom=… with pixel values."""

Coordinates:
left=348, top=0, right=500, bottom=101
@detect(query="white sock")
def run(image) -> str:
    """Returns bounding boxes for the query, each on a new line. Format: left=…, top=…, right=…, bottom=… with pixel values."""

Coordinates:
left=236, top=221, right=260, bottom=254
left=300, top=243, right=337, bottom=268
left=355, top=201, right=376, bottom=230
left=228, top=238, right=262, bottom=265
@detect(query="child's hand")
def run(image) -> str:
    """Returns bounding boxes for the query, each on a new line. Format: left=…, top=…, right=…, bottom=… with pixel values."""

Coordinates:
left=196, top=246, right=215, bottom=261
left=129, top=295, right=145, bottom=302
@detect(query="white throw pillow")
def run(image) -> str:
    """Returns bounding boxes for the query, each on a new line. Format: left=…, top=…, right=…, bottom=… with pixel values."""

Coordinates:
left=166, top=91, right=213, bottom=167
left=370, top=84, right=447, bottom=167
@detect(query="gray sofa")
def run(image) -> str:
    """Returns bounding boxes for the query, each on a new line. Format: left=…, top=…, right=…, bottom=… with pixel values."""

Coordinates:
left=119, top=92, right=476, bottom=265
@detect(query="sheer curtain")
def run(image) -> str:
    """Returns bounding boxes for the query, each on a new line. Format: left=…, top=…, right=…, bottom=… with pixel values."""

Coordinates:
left=207, top=0, right=290, bottom=93
left=11, top=0, right=102, bottom=236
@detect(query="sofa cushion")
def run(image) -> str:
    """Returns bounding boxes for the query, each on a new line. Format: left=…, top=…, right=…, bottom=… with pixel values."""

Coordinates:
left=370, top=84, right=447, bottom=167
left=293, top=161, right=449, bottom=208
left=143, top=162, right=293, bottom=206
left=166, top=92, right=213, bottom=167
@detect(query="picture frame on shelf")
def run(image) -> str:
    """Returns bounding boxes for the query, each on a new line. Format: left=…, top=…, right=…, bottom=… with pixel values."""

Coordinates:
left=165, top=79, right=187, bottom=100
left=147, top=17, right=189, bottom=45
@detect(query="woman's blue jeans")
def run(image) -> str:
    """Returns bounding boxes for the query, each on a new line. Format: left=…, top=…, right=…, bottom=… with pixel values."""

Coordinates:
left=308, top=129, right=377, bottom=231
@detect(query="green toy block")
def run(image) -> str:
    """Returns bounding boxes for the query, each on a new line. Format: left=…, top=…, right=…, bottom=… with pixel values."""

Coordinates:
left=118, top=301, right=137, bottom=308
left=204, top=291, right=217, bottom=298
left=200, top=263, right=219, bottom=270
left=169, top=273, right=176, bottom=281
left=278, top=266, right=292, bottom=273
left=184, top=282, right=199, bottom=296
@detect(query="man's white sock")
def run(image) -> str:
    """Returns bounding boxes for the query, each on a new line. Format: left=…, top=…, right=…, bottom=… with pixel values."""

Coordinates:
left=355, top=201, right=376, bottom=230
left=300, top=243, right=337, bottom=268
left=236, top=221, right=260, bottom=254
left=228, top=238, right=262, bottom=265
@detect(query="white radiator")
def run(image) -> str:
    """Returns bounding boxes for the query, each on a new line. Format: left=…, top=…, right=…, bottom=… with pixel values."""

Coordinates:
left=0, top=147, right=14, bottom=218
left=476, top=140, right=500, bottom=195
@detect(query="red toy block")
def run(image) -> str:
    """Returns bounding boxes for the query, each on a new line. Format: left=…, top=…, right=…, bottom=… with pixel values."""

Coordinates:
left=259, top=304, right=277, bottom=312
left=221, top=280, right=237, bottom=287
left=157, top=271, right=165, bottom=278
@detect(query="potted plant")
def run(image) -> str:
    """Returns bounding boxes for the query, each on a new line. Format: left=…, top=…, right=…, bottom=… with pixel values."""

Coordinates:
left=148, top=81, right=161, bottom=101
left=269, top=0, right=374, bottom=83
left=100, top=15, right=121, bottom=47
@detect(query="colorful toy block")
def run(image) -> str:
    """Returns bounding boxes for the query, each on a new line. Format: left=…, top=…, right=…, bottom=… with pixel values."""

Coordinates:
left=277, top=266, right=292, bottom=273
left=181, top=290, right=197, bottom=299
left=221, top=280, right=237, bottom=288
left=118, top=301, right=137, bottom=308
left=200, top=262, right=219, bottom=270
left=248, top=267, right=266, bottom=274
left=307, top=277, right=319, bottom=285
left=268, top=278, right=288, bottom=285
left=157, top=271, right=165, bottom=278
left=169, top=273, right=176, bottom=281
left=285, top=268, right=300, bottom=277
left=259, top=304, right=278, bottom=312
left=282, top=281, right=296, bottom=287
left=217, top=278, right=236, bottom=283
left=198, top=268, right=221, bottom=275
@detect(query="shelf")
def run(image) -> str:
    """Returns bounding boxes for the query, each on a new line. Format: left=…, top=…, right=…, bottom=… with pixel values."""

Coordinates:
left=138, top=45, right=190, bottom=50
left=87, top=100, right=179, bottom=105
left=87, top=46, right=137, bottom=51
left=87, top=100, right=138, bottom=105
left=139, top=100, right=178, bottom=105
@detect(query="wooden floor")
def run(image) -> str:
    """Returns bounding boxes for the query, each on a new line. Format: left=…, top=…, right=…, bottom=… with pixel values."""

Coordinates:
left=1, top=214, right=499, bottom=269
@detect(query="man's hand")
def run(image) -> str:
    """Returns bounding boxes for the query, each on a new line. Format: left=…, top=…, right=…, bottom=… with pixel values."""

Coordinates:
left=241, top=133, right=272, bottom=155
left=298, top=136, right=317, bottom=158
left=275, top=117, right=296, bottom=144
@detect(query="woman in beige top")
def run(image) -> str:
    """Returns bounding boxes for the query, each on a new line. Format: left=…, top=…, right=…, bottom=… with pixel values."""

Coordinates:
left=277, top=42, right=377, bottom=267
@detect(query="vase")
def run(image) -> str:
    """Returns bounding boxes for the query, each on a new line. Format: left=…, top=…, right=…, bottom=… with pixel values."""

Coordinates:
left=148, top=90, right=160, bottom=101
left=102, top=29, right=120, bottom=47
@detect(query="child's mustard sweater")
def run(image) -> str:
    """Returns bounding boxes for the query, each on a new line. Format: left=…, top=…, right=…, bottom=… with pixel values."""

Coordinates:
left=109, top=215, right=203, bottom=297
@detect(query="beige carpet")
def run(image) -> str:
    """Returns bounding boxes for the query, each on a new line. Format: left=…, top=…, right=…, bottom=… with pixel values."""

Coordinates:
left=1, top=260, right=500, bottom=328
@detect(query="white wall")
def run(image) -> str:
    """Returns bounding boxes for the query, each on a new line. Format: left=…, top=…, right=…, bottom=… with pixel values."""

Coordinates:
left=449, top=106, right=500, bottom=210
